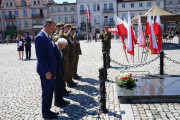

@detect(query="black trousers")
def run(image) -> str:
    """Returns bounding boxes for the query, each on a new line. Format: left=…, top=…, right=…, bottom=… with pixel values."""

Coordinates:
left=25, top=46, right=31, bottom=59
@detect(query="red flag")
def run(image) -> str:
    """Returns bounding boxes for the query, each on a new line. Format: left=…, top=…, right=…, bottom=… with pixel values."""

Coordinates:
left=114, top=14, right=127, bottom=49
left=127, top=12, right=135, bottom=56
left=146, top=11, right=158, bottom=54
left=85, top=6, right=91, bottom=21
left=154, top=12, right=163, bottom=53
left=108, top=28, right=118, bottom=33
left=138, top=15, right=146, bottom=48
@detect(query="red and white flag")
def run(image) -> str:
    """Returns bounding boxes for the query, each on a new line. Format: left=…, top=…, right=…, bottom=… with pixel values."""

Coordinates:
left=138, top=15, right=146, bottom=48
left=108, top=28, right=118, bottom=33
left=127, top=12, right=135, bottom=56
left=85, top=6, right=91, bottom=21
left=114, top=14, right=127, bottom=49
left=146, top=11, right=158, bottom=53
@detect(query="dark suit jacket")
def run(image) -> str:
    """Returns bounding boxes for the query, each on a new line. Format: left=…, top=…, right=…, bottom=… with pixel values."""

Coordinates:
left=35, top=31, right=57, bottom=75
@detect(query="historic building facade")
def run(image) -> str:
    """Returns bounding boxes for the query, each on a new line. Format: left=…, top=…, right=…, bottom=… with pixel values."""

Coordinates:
left=0, top=0, right=48, bottom=40
left=76, top=0, right=117, bottom=34
left=48, top=2, right=77, bottom=27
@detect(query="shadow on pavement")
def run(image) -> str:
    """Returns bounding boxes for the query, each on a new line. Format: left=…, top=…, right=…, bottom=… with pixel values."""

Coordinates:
left=162, top=43, right=180, bottom=50
left=76, top=78, right=99, bottom=86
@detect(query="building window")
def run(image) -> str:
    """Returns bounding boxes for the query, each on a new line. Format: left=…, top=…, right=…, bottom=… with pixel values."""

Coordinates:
left=104, top=3, right=107, bottom=10
left=64, top=6, right=67, bottom=12
left=65, top=17, right=68, bottom=23
left=80, top=5, right=84, bottom=11
left=51, top=17, right=55, bottom=22
left=110, top=16, right=113, bottom=22
left=122, top=4, right=125, bottom=8
left=33, top=20, right=37, bottom=24
left=34, top=1, right=36, bottom=5
left=2, top=11, right=6, bottom=17
left=81, top=17, right=85, bottom=22
left=139, top=3, right=143, bottom=7
left=97, top=16, right=100, bottom=23
left=24, top=20, right=28, bottom=27
left=131, top=13, right=134, bottom=19
left=71, top=16, right=74, bottom=23
left=16, top=21, right=20, bottom=27
left=32, top=10, right=36, bottom=15
left=15, top=11, right=18, bottom=16
left=10, top=2, right=12, bottom=6
left=178, top=0, right=180, bottom=4
left=50, top=7, right=54, bottom=13
left=93, top=4, right=96, bottom=11
left=156, top=1, right=160, bottom=6
left=109, top=3, right=113, bottom=10
left=131, top=3, right=134, bottom=8
left=70, top=6, right=74, bottom=11
left=58, top=7, right=61, bottom=12
left=104, top=16, right=108, bottom=22
left=57, top=17, right=62, bottom=22
left=23, top=10, right=27, bottom=16
left=147, top=2, right=151, bottom=7
left=94, top=16, right=97, bottom=24
left=38, top=1, right=40, bottom=5
left=169, top=0, right=173, bottom=4
left=122, top=14, right=126, bottom=20
left=41, top=20, right=44, bottom=25
left=97, top=4, right=100, bottom=11
left=3, top=22, right=7, bottom=28
left=6, top=3, right=8, bottom=7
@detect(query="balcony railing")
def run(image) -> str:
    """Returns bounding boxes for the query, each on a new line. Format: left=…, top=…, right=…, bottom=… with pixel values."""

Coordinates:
left=32, top=14, right=44, bottom=18
left=80, top=10, right=86, bottom=15
left=5, top=15, right=16, bottom=19
left=104, top=21, right=114, bottom=26
left=103, top=9, right=114, bottom=13
left=6, top=26, right=16, bottom=30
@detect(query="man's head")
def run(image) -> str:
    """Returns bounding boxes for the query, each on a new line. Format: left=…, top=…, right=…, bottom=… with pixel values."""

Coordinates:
left=24, top=32, right=29, bottom=37
left=56, top=38, right=67, bottom=50
left=104, top=26, right=109, bottom=32
left=43, top=19, right=56, bottom=35
left=64, top=24, right=72, bottom=33
left=71, top=26, right=77, bottom=34
left=56, top=22, right=64, bottom=32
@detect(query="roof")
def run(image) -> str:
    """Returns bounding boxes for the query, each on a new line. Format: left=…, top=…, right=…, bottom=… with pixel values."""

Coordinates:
left=0, top=0, right=48, bottom=7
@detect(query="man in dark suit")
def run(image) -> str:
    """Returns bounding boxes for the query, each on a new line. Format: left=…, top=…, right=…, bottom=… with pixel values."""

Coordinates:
left=53, top=38, right=70, bottom=108
left=34, top=19, right=58, bottom=119
left=24, top=32, right=31, bottom=60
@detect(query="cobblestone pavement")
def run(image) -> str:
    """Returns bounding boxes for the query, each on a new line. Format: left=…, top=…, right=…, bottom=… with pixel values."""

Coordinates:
left=0, top=37, right=180, bottom=120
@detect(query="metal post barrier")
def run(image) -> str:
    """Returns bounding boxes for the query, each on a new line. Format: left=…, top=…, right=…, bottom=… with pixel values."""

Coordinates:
left=103, top=52, right=107, bottom=80
left=160, top=51, right=164, bottom=75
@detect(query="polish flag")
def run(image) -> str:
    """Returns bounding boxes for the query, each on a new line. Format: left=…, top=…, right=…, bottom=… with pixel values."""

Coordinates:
left=127, top=12, right=135, bottom=56
left=138, top=15, right=146, bottom=48
left=108, top=28, right=118, bottom=33
left=85, top=6, right=91, bottom=21
left=114, top=14, right=127, bottom=49
left=146, top=11, right=158, bottom=53
left=154, top=12, right=163, bottom=53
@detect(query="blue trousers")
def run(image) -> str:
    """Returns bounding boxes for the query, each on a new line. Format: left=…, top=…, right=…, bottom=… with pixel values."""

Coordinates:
left=40, top=75, right=54, bottom=116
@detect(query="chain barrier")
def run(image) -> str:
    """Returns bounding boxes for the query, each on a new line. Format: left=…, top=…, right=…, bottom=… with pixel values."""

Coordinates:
left=164, top=55, right=180, bottom=65
left=110, top=55, right=160, bottom=69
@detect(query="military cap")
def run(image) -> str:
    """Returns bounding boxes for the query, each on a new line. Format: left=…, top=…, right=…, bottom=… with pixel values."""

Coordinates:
left=64, top=24, right=72, bottom=28
left=71, top=26, right=78, bottom=29
left=56, top=22, right=64, bottom=27
left=104, top=26, right=109, bottom=28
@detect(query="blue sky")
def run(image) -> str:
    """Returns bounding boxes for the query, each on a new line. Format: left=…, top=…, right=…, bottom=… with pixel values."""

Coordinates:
left=54, top=0, right=76, bottom=3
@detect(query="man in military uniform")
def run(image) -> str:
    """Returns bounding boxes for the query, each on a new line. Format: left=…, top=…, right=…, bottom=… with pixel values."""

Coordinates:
left=52, top=22, right=64, bottom=43
left=99, top=26, right=113, bottom=68
left=72, top=26, right=82, bottom=79
left=61, top=24, right=77, bottom=88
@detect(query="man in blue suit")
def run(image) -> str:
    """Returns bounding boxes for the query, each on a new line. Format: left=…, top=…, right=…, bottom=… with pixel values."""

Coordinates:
left=34, top=19, right=58, bottom=119
left=53, top=38, right=70, bottom=108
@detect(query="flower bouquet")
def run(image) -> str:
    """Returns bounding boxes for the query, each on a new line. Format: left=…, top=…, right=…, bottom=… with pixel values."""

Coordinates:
left=117, top=73, right=138, bottom=89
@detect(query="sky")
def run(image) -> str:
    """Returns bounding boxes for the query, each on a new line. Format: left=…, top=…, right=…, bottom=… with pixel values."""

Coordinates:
left=54, top=0, right=76, bottom=3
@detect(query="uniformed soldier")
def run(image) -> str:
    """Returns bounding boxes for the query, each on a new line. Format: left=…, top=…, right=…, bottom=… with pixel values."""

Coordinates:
left=52, top=22, right=64, bottom=42
left=61, top=24, right=77, bottom=88
left=72, top=26, right=82, bottom=79
left=99, top=26, right=113, bottom=68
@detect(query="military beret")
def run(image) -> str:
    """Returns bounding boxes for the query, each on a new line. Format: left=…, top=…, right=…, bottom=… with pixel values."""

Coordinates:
left=56, top=22, right=64, bottom=27
left=104, top=26, right=109, bottom=28
left=64, top=24, right=72, bottom=28
left=71, top=26, right=77, bottom=29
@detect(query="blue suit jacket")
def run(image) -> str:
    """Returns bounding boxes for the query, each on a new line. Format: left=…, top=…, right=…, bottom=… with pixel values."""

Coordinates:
left=35, top=31, right=57, bottom=75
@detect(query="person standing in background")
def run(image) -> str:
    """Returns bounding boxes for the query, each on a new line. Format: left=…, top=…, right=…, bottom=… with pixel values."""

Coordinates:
left=16, top=34, right=24, bottom=60
left=24, top=32, right=32, bottom=60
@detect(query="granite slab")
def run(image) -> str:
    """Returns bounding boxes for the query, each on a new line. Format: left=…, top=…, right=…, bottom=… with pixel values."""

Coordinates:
left=116, top=75, right=180, bottom=103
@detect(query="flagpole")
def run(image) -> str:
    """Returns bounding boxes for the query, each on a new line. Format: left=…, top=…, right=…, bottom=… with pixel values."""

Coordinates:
left=141, top=46, right=144, bottom=63
left=86, top=16, right=88, bottom=41
left=138, top=42, right=139, bottom=61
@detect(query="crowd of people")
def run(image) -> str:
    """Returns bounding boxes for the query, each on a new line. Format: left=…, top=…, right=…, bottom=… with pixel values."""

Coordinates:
left=34, top=19, right=82, bottom=119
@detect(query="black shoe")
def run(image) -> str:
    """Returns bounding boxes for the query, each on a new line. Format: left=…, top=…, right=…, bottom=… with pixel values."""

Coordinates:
left=50, top=111, right=59, bottom=115
left=42, top=114, right=57, bottom=119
